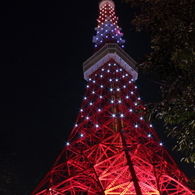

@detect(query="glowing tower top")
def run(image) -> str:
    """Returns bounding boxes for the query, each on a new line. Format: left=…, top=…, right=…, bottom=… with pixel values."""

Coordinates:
left=83, top=0, right=137, bottom=81
left=93, top=0, right=125, bottom=50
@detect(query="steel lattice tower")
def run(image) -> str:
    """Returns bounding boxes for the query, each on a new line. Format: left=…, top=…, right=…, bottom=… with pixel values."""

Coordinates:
left=31, top=0, right=194, bottom=194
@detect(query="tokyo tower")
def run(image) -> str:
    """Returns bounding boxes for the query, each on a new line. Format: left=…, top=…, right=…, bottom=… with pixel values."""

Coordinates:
left=31, top=0, right=194, bottom=194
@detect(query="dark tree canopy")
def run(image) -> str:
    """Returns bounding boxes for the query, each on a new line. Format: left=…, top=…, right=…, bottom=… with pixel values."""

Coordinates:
left=125, top=0, right=195, bottom=165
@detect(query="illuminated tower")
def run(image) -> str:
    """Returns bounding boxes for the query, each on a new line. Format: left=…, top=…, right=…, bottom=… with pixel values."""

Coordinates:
left=31, top=0, right=194, bottom=194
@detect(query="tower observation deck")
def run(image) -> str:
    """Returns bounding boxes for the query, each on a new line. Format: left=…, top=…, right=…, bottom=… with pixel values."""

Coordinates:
left=31, top=0, right=194, bottom=194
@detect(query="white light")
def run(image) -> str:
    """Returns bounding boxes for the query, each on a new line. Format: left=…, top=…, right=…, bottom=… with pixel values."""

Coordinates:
left=93, top=80, right=95, bottom=83
left=123, top=85, right=126, bottom=88
left=100, top=85, right=103, bottom=88
left=80, top=109, right=83, bottom=112
left=112, top=114, right=116, bottom=117
left=90, top=102, right=93, bottom=105
left=138, top=97, right=141, bottom=100
left=86, top=85, right=89, bottom=88
left=129, top=109, right=133, bottom=112
left=107, top=70, right=110, bottom=72
left=100, top=96, right=102, bottom=99
left=86, top=116, right=89, bottom=120
left=115, top=79, right=118, bottom=81
left=116, top=70, right=118, bottom=72
left=98, top=109, right=101, bottom=112
left=108, top=63, right=111, bottom=66
left=129, top=81, right=131, bottom=83
left=126, top=96, right=129, bottom=99
left=89, top=78, right=91, bottom=81
left=114, top=63, right=116, bottom=66
left=110, top=88, right=113, bottom=91
left=134, top=103, right=138, bottom=106
left=120, top=114, right=124, bottom=117
left=131, top=79, right=134, bottom=81
left=80, top=133, right=84, bottom=137
left=140, top=117, right=143, bottom=120
left=117, top=88, right=120, bottom=91
left=148, top=134, right=152, bottom=138
left=120, top=69, right=122, bottom=71
left=102, top=68, right=104, bottom=71
left=131, top=91, right=134, bottom=94
left=118, top=100, right=121, bottom=103
left=100, top=75, right=103, bottom=78
left=109, top=79, right=112, bottom=81
left=149, top=124, right=153, bottom=127
left=92, top=91, right=95, bottom=94
left=66, top=142, right=70, bottom=146
left=159, top=142, right=163, bottom=146
left=96, top=124, right=99, bottom=128
left=126, top=74, right=128, bottom=76
left=75, top=124, right=78, bottom=127
left=84, top=97, right=87, bottom=100
left=122, top=75, right=125, bottom=78
left=135, top=124, right=138, bottom=128
left=135, top=86, right=137, bottom=88
left=111, top=100, right=114, bottom=103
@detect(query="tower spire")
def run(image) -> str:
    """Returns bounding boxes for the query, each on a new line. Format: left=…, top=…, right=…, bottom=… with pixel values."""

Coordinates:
left=93, top=0, right=125, bottom=51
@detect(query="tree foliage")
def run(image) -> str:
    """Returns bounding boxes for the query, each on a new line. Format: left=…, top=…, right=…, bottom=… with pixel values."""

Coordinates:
left=0, top=148, right=21, bottom=195
left=125, top=0, right=195, bottom=165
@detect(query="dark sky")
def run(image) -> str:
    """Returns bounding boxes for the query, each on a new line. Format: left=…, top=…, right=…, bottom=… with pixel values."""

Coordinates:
left=1, top=0, right=194, bottom=194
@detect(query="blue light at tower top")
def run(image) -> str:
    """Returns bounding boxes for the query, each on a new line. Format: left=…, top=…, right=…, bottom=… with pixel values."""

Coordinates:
left=93, top=0, right=125, bottom=51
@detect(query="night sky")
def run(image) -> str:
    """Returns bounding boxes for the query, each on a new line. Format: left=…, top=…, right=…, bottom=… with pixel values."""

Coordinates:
left=1, top=0, right=194, bottom=194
